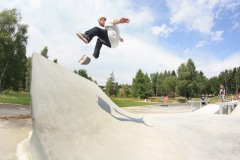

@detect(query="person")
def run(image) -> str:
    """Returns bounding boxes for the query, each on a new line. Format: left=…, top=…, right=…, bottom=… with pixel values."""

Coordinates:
left=76, top=17, right=130, bottom=59
left=201, top=95, right=206, bottom=105
left=164, top=95, right=168, bottom=103
left=238, top=92, right=240, bottom=100
left=219, top=84, right=225, bottom=102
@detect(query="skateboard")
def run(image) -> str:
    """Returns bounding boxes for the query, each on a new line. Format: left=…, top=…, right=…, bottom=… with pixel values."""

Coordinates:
left=79, top=55, right=91, bottom=65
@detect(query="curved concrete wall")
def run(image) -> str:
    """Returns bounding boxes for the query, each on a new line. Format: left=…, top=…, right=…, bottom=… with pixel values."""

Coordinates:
left=28, top=53, right=240, bottom=160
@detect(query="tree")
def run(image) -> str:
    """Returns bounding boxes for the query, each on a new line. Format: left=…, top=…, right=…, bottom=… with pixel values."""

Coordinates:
left=177, top=59, right=197, bottom=99
left=194, top=71, right=208, bottom=95
left=105, top=72, right=118, bottom=97
left=131, top=69, right=153, bottom=99
left=25, top=57, right=31, bottom=91
left=118, top=84, right=131, bottom=97
left=208, top=76, right=219, bottom=96
left=41, top=46, right=48, bottom=58
left=0, top=9, right=28, bottom=91
left=74, top=69, right=93, bottom=81
left=150, top=72, right=158, bottom=96
left=163, top=76, right=178, bottom=98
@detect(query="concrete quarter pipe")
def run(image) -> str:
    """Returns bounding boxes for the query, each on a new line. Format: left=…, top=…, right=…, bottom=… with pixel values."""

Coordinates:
left=27, top=53, right=240, bottom=160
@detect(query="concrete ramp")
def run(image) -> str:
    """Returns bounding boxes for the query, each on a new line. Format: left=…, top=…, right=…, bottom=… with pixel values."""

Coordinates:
left=193, top=104, right=220, bottom=114
left=28, top=53, right=240, bottom=160
left=231, top=103, right=240, bottom=115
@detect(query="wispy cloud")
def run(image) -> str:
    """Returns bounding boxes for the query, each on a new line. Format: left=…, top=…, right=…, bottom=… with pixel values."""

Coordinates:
left=232, top=21, right=240, bottom=30
left=211, top=30, right=224, bottom=42
left=167, top=0, right=218, bottom=34
left=151, top=24, right=174, bottom=37
left=195, top=41, right=209, bottom=48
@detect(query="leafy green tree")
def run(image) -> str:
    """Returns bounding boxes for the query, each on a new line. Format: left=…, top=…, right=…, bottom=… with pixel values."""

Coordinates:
left=118, top=84, right=131, bottom=97
left=158, top=73, right=167, bottom=96
left=53, top=59, right=58, bottom=63
left=0, top=9, right=28, bottom=91
left=131, top=69, right=153, bottom=99
left=41, top=46, right=48, bottom=58
left=74, top=69, right=93, bottom=81
left=163, top=76, right=178, bottom=98
left=217, top=67, right=240, bottom=95
left=195, top=71, right=208, bottom=95
left=235, top=67, right=240, bottom=94
left=208, top=76, right=219, bottom=96
left=150, top=72, right=158, bottom=96
left=25, top=57, right=31, bottom=91
left=105, top=72, right=118, bottom=96
left=177, top=59, right=197, bottom=99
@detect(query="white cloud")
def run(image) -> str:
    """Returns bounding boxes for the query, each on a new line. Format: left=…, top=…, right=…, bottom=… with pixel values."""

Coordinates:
left=232, top=21, right=240, bottom=30
left=220, top=1, right=240, bottom=11
left=151, top=24, right=174, bottom=38
left=167, top=0, right=219, bottom=34
left=195, top=41, right=209, bottom=48
left=199, top=52, right=240, bottom=78
left=211, top=30, right=224, bottom=41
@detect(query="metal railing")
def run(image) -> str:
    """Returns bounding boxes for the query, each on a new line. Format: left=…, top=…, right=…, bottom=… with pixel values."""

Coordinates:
left=217, top=101, right=239, bottom=115
left=188, top=100, right=209, bottom=112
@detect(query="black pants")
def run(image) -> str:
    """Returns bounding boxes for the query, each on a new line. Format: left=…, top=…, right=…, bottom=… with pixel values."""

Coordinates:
left=85, top=27, right=111, bottom=56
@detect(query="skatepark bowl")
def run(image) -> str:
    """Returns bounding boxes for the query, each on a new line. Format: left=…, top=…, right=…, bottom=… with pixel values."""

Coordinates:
left=14, top=53, right=240, bottom=160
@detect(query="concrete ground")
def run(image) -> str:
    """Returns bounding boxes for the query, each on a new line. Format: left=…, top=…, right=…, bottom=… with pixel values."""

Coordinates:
left=0, top=103, right=196, bottom=160
left=1, top=102, right=239, bottom=160
left=0, top=104, right=32, bottom=160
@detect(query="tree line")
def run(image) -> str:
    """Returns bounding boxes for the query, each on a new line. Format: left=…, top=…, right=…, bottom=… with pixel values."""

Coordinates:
left=1, top=8, right=240, bottom=100
left=77, top=58, right=240, bottom=100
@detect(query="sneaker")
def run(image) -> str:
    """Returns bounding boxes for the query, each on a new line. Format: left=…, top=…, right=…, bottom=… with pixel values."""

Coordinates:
left=79, top=55, right=91, bottom=65
left=76, top=32, right=89, bottom=44
left=93, top=52, right=99, bottom=59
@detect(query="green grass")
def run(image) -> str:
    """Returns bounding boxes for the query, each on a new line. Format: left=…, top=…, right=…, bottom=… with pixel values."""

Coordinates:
left=0, top=90, right=30, bottom=105
left=0, top=89, right=221, bottom=107
left=111, top=97, right=159, bottom=107
left=111, top=96, right=221, bottom=107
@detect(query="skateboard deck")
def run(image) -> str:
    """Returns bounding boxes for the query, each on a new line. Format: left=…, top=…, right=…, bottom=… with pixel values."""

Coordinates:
left=79, top=55, right=91, bottom=65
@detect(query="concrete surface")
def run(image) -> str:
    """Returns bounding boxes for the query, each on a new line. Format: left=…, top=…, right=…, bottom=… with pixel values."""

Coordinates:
left=231, top=103, right=240, bottom=115
left=0, top=119, right=32, bottom=160
left=0, top=104, right=31, bottom=160
left=26, top=53, right=240, bottom=160
left=0, top=104, right=30, bottom=118
left=193, top=104, right=220, bottom=114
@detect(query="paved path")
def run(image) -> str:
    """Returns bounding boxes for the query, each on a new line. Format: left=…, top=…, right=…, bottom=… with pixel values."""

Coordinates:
left=0, top=104, right=31, bottom=160
left=0, top=104, right=31, bottom=119
left=0, top=102, right=198, bottom=160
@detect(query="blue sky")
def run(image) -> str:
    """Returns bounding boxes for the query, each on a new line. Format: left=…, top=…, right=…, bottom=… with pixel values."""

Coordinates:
left=1, top=0, right=240, bottom=85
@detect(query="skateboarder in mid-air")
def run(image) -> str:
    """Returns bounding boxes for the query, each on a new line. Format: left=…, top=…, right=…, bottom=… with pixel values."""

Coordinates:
left=76, top=17, right=130, bottom=59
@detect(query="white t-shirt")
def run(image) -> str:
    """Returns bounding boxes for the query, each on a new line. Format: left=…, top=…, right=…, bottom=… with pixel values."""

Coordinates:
left=105, top=21, right=120, bottom=48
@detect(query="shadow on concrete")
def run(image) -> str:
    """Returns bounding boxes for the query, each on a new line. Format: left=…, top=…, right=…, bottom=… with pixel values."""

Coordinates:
left=97, top=97, right=152, bottom=127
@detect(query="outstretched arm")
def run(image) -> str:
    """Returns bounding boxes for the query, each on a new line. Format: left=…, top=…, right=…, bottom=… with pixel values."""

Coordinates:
left=112, top=18, right=130, bottom=25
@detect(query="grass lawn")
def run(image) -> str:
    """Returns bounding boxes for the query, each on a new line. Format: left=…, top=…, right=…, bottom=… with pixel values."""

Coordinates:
left=0, top=90, right=220, bottom=107
left=111, top=96, right=221, bottom=107
left=111, top=97, right=159, bottom=107
left=0, top=90, right=30, bottom=105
